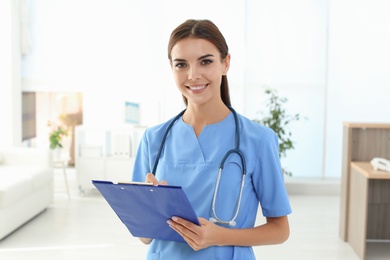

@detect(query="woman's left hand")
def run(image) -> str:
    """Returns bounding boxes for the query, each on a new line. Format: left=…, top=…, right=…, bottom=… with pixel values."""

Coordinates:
left=167, top=217, right=221, bottom=251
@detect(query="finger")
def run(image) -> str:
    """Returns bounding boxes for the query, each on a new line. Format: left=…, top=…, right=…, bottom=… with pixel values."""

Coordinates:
left=145, top=173, right=159, bottom=185
left=138, top=237, right=152, bottom=244
left=177, top=216, right=202, bottom=231
left=170, top=217, right=200, bottom=239
left=168, top=219, right=199, bottom=249
left=198, top=217, right=209, bottom=225
left=159, top=180, right=168, bottom=185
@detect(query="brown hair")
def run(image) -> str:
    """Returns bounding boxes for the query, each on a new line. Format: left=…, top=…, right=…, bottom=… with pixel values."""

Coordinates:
left=168, top=19, right=231, bottom=106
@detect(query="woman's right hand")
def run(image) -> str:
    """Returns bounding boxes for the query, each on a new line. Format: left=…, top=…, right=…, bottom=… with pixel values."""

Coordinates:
left=145, top=173, right=167, bottom=186
left=138, top=173, right=168, bottom=245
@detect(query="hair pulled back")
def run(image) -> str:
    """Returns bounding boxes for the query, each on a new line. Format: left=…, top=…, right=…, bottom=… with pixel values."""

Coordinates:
left=168, top=19, right=231, bottom=106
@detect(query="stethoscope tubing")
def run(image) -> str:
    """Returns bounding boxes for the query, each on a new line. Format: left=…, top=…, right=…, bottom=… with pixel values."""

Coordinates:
left=151, top=106, right=246, bottom=226
left=151, top=109, right=185, bottom=175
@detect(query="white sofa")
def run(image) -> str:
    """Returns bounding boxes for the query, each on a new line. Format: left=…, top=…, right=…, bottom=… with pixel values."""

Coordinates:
left=0, top=147, right=53, bottom=240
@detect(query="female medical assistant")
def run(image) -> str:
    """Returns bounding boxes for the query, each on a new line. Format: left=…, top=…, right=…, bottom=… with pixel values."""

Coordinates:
left=132, top=109, right=292, bottom=260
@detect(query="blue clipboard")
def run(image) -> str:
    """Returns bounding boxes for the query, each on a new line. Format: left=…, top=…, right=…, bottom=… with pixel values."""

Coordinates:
left=92, top=180, right=200, bottom=243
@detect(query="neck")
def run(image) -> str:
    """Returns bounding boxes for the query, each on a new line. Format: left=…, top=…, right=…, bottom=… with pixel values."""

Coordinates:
left=183, top=102, right=230, bottom=136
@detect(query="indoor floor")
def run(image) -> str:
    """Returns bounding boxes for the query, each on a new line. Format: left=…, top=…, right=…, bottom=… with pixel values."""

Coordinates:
left=0, top=168, right=389, bottom=260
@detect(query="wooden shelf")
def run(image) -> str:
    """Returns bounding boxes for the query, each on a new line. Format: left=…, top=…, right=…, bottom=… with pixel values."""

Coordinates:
left=351, top=162, right=390, bottom=179
left=343, top=122, right=390, bottom=129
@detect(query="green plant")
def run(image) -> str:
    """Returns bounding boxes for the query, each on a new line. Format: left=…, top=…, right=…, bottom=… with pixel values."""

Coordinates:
left=253, top=88, right=302, bottom=176
left=48, top=124, right=67, bottom=150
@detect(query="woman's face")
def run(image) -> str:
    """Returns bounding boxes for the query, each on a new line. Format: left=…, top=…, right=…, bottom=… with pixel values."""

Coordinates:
left=170, top=38, right=230, bottom=107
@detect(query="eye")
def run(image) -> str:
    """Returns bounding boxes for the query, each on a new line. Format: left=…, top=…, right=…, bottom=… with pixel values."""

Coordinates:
left=201, top=59, right=213, bottom=65
left=174, top=62, right=187, bottom=69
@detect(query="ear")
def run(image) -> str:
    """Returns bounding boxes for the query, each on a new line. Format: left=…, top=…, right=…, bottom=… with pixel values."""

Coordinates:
left=222, top=54, right=231, bottom=75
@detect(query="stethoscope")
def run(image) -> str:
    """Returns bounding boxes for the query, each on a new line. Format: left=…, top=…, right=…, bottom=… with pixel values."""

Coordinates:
left=152, top=106, right=246, bottom=226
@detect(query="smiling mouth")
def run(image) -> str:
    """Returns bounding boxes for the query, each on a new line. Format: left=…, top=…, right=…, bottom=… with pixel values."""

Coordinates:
left=187, top=84, right=207, bottom=91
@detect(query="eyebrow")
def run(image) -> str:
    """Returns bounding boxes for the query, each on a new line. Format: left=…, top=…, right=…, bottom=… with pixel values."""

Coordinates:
left=172, top=54, right=215, bottom=63
left=198, top=54, right=214, bottom=60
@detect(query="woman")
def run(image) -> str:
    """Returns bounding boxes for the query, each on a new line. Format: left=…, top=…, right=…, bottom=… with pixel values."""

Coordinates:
left=132, top=19, right=291, bottom=259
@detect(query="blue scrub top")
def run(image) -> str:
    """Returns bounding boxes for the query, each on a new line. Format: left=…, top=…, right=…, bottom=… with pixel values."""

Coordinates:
left=132, top=111, right=292, bottom=260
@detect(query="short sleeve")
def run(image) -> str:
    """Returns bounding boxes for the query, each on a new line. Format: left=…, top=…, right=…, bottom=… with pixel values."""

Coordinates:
left=253, top=129, right=292, bottom=217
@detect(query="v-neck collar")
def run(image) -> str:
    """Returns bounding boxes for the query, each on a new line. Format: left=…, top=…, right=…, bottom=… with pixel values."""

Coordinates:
left=174, top=112, right=235, bottom=163
left=179, top=111, right=234, bottom=139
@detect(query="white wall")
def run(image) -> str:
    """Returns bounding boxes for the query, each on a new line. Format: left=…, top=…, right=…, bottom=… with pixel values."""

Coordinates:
left=22, top=0, right=164, bottom=126
left=0, top=0, right=13, bottom=147
left=21, top=0, right=246, bottom=126
left=325, top=0, right=390, bottom=177
left=0, top=0, right=22, bottom=148
left=244, top=0, right=328, bottom=178
left=5, top=0, right=389, bottom=178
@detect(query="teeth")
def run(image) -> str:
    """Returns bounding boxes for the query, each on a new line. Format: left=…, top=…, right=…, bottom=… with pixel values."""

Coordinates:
left=189, top=85, right=205, bottom=90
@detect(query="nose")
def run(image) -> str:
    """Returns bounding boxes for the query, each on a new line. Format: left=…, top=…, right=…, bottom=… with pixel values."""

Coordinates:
left=188, top=66, right=201, bottom=80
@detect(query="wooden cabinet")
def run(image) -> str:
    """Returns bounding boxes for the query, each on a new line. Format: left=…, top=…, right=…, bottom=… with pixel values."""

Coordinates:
left=348, top=162, right=390, bottom=259
left=339, top=123, right=390, bottom=259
